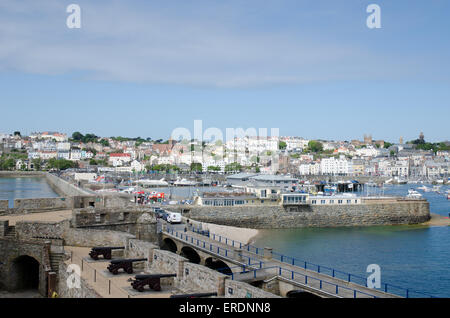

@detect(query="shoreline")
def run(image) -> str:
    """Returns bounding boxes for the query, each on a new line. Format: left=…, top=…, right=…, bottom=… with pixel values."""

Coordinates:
left=421, top=213, right=450, bottom=227
left=184, top=217, right=259, bottom=245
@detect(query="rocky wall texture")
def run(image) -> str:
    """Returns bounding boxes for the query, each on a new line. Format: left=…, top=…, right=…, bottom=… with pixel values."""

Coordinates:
left=12, top=197, right=73, bottom=213
left=185, top=199, right=430, bottom=229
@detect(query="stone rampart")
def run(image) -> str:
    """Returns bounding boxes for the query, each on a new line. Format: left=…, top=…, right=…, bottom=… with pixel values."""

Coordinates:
left=184, top=198, right=430, bottom=229
left=12, top=197, right=73, bottom=213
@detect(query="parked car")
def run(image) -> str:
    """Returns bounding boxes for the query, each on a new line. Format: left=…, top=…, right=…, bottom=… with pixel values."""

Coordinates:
left=166, top=212, right=182, bottom=224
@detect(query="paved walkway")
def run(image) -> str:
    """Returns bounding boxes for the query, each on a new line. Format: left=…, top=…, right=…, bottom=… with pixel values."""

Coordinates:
left=65, top=246, right=188, bottom=298
left=0, top=210, right=72, bottom=225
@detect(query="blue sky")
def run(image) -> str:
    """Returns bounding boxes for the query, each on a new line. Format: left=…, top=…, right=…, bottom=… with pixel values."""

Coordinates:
left=0, top=0, right=449, bottom=142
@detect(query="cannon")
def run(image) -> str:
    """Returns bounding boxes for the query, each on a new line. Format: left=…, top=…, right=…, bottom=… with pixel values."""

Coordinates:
left=170, top=292, right=218, bottom=299
left=89, top=246, right=125, bottom=260
left=130, top=274, right=177, bottom=292
left=107, top=258, right=147, bottom=275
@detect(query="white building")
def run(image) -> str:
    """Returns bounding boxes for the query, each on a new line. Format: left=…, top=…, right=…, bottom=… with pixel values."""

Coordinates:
left=109, top=153, right=132, bottom=167
left=131, top=160, right=145, bottom=172
left=320, top=156, right=352, bottom=175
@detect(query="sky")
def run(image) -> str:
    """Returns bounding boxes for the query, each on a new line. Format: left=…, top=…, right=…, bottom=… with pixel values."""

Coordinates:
left=0, top=0, right=449, bottom=142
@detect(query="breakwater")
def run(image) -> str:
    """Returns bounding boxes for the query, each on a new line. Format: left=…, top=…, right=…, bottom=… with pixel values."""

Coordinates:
left=182, top=198, right=430, bottom=229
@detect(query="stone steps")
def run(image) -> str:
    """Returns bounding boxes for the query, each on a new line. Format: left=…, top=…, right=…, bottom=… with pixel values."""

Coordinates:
left=5, top=226, right=16, bottom=238
left=50, top=253, right=65, bottom=272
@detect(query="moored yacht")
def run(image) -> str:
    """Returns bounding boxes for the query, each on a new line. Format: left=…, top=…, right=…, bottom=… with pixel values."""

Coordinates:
left=407, top=189, right=422, bottom=198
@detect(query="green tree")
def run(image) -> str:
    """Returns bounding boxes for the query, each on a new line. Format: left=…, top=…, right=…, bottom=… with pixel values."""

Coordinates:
left=279, top=141, right=287, bottom=150
left=47, top=158, right=77, bottom=171
left=225, top=162, right=242, bottom=173
left=99, top=139, right=110, bottom=147
left=190, top=162, right=203, bottom=172
left=207, top=166, right=220, bottom=172
left=72, top=132, right=83, bottom=141
left=384, top=142, right=393, bottom=149
left=32, top=158, right=43, bottom=171
left=308, top=140, right=323, bottom=153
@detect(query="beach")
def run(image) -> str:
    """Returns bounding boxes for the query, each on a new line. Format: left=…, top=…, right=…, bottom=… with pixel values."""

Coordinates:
left=422, top=213, right=450, bottom=227
left=184, top=217, right=259, bottom=245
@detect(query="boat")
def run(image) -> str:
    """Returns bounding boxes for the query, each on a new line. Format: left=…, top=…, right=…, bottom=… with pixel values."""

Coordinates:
left=432, top=185, right=441, bottom=192
left=134, top=178, right=169, bottom=187
left=174, top=178, right=199, bottom=186
left=417, top=185, right=429, bottom=192
left=407, top=189, right=422, bottom=199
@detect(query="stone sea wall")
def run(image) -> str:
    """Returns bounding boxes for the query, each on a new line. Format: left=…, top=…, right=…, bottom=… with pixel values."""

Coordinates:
left=44, top=172, right=91, bottom=197
left=185, top=198, right=430, bottom=229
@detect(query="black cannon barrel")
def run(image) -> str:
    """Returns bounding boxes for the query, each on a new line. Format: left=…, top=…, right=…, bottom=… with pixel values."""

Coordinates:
left=170, top=292, right=218, bottom=299
left=110, top=258, right=147, bottom=264
left=92, top=246, right=125, bottom=250
left=134, top=274, right=177, bottom=280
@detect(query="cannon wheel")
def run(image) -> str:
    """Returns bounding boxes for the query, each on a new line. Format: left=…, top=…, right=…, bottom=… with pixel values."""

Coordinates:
left=138, top=286, right=145, bottom=292
left=112, top=270, right=119, bottom=275
left=126, top=267, right=133, bottom=274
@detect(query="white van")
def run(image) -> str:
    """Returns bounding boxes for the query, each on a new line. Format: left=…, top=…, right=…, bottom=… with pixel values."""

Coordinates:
left=166, top=212, right=182, bottom=224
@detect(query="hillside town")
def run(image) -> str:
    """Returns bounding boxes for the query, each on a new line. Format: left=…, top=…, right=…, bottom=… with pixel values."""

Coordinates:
left=0, top=131, right=449, bottom=182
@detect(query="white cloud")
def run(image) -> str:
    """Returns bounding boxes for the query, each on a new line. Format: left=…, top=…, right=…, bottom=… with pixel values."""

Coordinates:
left=0, top=0, right=444, bottom=87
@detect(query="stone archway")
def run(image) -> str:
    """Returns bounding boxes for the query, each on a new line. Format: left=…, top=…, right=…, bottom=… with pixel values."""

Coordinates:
left=10, top=255, right=40, bottom=291
left=180, top=246, right=201, bottom=264
left=205, top=257, right=233, bottom=275
left=161, top=238, right=178, bottom=253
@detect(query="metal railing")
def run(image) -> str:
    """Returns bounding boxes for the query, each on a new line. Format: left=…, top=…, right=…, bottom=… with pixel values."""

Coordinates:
left=270, top=251, right=435, bottom=298
left=169, top=226, right=436, bottom=298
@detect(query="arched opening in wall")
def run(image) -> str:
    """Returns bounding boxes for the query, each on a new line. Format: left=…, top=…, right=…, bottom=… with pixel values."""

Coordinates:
left=205, top=257, right=232, bottom=275
left=11, top=255, right=40, bottom=291
left=180, top=247, right=201, bottom=264
left=161, top=238, right=177, bottom=253
left=286, top=290, right=322, bottom=299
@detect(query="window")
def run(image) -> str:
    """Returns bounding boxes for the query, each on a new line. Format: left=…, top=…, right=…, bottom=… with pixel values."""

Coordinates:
left=321, top=200, right=326, bottom=204
left=312, top=200, right=317, bottom=204
left=330, top=200, right=334, bottom=204
left=347, top=200, right=351, bottom=204
left=338, top=200, right=343, bottom=204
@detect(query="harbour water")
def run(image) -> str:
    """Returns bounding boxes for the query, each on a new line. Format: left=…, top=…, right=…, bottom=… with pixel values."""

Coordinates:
left=253, top=184, right=450, bottom=298
left=0, top=177, right=59, bottom=208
